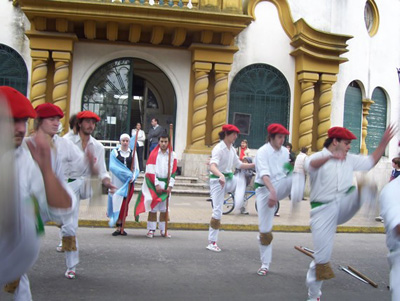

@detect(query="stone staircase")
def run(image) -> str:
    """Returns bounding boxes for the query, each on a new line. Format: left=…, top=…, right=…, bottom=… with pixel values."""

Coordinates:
left=134, top=174, right=210, bottom=196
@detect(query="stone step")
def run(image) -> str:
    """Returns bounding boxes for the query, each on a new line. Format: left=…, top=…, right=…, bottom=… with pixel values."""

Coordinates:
left=137, top=174, right=200, bottom=184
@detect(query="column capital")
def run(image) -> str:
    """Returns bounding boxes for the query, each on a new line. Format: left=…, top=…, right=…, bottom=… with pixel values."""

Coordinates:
left=298, top=72, right=319, bottom=83
left=52, top=51, right=72, bottom=62
left=192, top=62, right=212, bottom=72
left=362, top=98, right=375, bottom=105
left=320, top=74, right=337, bottom=84
left=214, top=63, right=231, bottom=73
left=31, top=50, right=49, bottom=60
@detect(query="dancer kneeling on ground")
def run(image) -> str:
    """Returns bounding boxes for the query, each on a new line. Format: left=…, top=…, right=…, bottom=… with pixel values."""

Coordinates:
left=207, top=124, right=255, bottom=252
left=254, top=123, right=293, bottom=276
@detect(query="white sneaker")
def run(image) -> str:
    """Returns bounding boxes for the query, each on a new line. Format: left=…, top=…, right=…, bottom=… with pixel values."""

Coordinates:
left=146, top=230, right=154, bottom=238
left=206, top=242, right=221, bottom=252
left=160, top=231, right=171, bottom=238
left=65, top=269, right=76, bottom=279
left=56, top=242, right=64, bottom=253
left=307, top=297, right=320, bottom=301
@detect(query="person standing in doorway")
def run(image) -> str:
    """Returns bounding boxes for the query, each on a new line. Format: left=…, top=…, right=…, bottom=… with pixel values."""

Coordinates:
left=147, top=118, right=165, bottom=154
left=131, top=122, right=146, bottom=172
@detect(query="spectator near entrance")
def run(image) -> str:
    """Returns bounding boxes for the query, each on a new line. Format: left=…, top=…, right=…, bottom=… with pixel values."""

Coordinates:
left=147, top=118, right=165, bottom=154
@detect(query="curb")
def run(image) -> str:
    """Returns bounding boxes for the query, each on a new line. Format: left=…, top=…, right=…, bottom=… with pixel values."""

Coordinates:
left=47, top=220, right=385, bottom=233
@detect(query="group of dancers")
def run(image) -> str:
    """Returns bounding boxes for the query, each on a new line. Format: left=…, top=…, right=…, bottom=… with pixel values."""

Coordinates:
left=0, top=84, right=399, bottom=301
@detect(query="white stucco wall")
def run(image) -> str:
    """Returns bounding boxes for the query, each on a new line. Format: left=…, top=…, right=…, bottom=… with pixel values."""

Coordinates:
left=70, top=42, right=191, bottom=159
left=231, top=1, right=296, bottom=135
left=0, top=0, right=31, bottom=90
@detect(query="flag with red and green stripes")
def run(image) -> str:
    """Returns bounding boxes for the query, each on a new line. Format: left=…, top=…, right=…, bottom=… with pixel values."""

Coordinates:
left=134, top=145, right=177, bottom=221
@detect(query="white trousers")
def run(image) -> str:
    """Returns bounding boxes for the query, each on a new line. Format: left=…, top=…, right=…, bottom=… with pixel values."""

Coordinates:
left=208, top=177, right=237, bottom=243
left=233, top=172, right=246, bottom=214
left=14, top=274, right=32, bottom=301
left=256, top=176, right=291, bottom=269
left=388, top=250, right=400, bottom=301
left=306, top=189, right=362, bottom=299
left=147, top=201, right=168, bottom=232
left=59, top=180, right=82, bottom=270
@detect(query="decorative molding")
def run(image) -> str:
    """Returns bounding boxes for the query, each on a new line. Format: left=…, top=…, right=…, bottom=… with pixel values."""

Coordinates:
left=201, top=30, right=213, bottom=44
left=190, top=62, right=212, bottom=147
left=172, top=27, right=187, bottom=46
left=317, top=74, right=336, bottom=150
left=298, top=72, right=318, bottom=150
left=107, top=22, right=119, bottom=41
left=56, top=18, right=68, bottom=33
left=360, top=98, right=374, bottom=154
left=84, top=20, right=96, bottom=40
left=151, top=26, right=164, bottom=45
left=212, top=63, right=231, bottom=145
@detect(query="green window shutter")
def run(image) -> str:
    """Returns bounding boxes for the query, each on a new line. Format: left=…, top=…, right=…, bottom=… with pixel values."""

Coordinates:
left=366, top=87, right=387, bottom=154
left=0, top=44, right=28, bottom=95
left=229, top=64, right=290, bottom=149
left=343, top=84, right=362, bottom=154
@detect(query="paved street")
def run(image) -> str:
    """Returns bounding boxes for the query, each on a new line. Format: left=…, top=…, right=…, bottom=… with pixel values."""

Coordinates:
left=1, top=227, right=391, bottom=301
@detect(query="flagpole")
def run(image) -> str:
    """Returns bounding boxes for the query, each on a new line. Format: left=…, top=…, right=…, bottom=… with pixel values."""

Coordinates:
left=120, top=129, right=139, bottom=234
left=164, top=124, right=173, bottom=237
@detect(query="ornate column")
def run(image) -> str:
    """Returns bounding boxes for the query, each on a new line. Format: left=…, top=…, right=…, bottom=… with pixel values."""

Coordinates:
left=317, top=74, right=336, bottom=150
left=298, top=72, right=318, bottom=150
left=190, top=62, right=212, bottom=148
left=211, top=63, right=230, bottom=145
left=360, top=98, right=374, bottom=154
left=52, top=51, right=72, bottom=132
left=30, top=50, right=49, bottom=109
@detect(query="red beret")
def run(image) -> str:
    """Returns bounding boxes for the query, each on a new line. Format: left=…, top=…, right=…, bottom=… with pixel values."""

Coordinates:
left=35, top=103, right=64, bottom=119
left=327, top=127, right=356, bottom=140
left=77, top=111, right=100, bottom=122
left=0, top=86, right=36, bottom=119
left=267, top=123, right=289, bottom=135
left=222, top=124, right=240, bottom=133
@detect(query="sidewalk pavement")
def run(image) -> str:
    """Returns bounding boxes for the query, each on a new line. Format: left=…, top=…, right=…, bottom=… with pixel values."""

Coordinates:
left=76, top=193, right=385, bottom=233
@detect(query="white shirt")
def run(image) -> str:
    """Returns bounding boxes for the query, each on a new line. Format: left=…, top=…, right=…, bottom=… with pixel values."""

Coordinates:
left=0, top=143, right=75, bottom=285
left=380, top=176, right=400, bottom=252
left=131, top=129, right=146, bottom=147
left=255, top=143, right=289, bottom=185
left=305, top=147, right=374, bottom=203
left=154, top=148, right=176, bottom=188
left=52, top=134, right=90, bottom=181
left=293, top=152, right=308, bottom=174
left=210, top=140, right=242, bottom=174
left=66, top=134, right=110, bottom=181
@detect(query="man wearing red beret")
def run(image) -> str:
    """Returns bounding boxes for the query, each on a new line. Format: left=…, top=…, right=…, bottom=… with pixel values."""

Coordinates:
left=207, top=124, right=255, bottom=252
left=0, top=87, right=75, bottom=300
left=34, top=103, right=95, bottom=280
left=63, top=110, right=116, bottom=278
left=253, top=123, right=292, bottom=276
left=304, top=125, right=395, bottom=301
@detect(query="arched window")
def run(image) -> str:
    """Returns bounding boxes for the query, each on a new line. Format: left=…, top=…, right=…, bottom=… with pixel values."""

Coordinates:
left=366, top=87, right=387, bottom=154
left=0, top=44, right=28, bottom=95
left=343, top=81, right=362, bottom=154
left=229, top=64, right=290, bottom=149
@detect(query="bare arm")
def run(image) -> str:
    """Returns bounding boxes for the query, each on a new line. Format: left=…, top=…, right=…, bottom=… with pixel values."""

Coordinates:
left=371, top=125, right=396, bottom=165
left=26, top=132, right=71, bottom=209
left=240, top=163, right=255, bottom=170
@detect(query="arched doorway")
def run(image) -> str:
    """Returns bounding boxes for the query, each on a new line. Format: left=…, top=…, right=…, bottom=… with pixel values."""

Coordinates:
left=0, top=44, right=28, bottom=95
left=82, top=58, right=176, bottom=142
left=229, top=63, right=290, bottom=149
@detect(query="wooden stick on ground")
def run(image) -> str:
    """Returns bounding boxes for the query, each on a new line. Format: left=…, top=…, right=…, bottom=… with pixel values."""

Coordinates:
left=348, top=266, right=378, bottom=288
left=294, top=246, right=315, bottom=259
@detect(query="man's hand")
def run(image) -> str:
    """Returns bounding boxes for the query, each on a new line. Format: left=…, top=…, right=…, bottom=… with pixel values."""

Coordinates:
left=102, top=178, right=117, bottom=194
left=26, top=131, right=52, bottom=172
left=267, top=189, right=277, bottom=208
left=156, top=185, right=163, bottom=194
left=331, top=150, right=346, bottom=161
left=86, top=150, right=99, bottom=176
left=166, top=186, right=172, bottom=194
left=219, top=174, right=225, bottom=188
left=395, top=224, right=400, bottom=236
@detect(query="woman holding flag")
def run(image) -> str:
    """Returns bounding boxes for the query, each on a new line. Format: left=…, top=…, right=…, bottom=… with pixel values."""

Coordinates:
left=107, top=133, right=139, bottom=236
